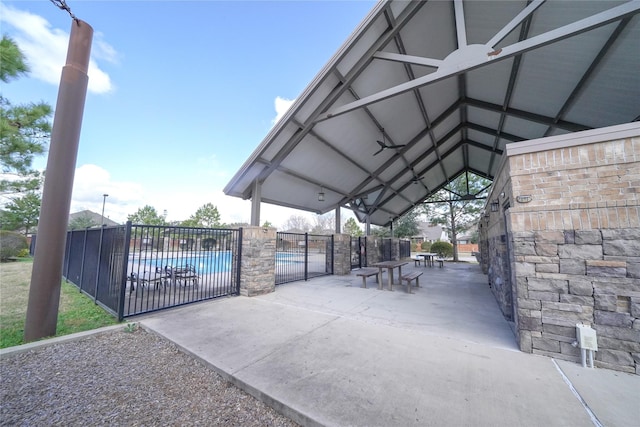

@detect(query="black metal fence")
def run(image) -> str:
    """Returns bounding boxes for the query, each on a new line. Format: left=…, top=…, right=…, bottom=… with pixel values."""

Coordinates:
left=350, top=236, right=367, bottom=269
left=381, top=238, right=392, bottom=261
left=124, top=224, right=241, bottom=318
left=275, top=232, right=333, bottom=284
left=399, top=239, right=411, bottom=259
left=55, top=222, right=241, bottom=319
left=33, top=224, right=410, bottom=319
left=62, top=225, right=128, bottom=317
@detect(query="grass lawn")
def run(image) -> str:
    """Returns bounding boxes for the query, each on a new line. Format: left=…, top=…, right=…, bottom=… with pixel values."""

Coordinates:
left=0, top=258, right=120, bottom=349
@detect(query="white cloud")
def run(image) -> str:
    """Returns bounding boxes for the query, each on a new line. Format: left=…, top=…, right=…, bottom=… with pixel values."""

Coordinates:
left=0, top=4, right=115, bottom=94
left=272, top=96, right=295, bottom=125
left=70, top=164, right=144, bottom=223
left=69, top=165, right=344, bottom=229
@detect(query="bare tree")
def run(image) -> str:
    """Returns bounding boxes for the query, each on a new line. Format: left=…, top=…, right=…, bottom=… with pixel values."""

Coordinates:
left=311, top=213, right=334, bottom=234
left=282, top=215, right=311, bottom=232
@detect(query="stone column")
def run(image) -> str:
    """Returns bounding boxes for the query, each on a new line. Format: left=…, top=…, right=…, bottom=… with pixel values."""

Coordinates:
left=239, top=226, right=276, bottom=296
left=366, top=238, right=381, bottom=264
left=333, top=234, right=351, bottom=275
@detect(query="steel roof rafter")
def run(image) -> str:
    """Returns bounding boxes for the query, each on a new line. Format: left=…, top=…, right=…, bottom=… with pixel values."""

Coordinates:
left=319, top=1, right=640, bottom=121
left=542, top=17, right=633, bottom=137
left=239, top=1, right=426, bottom=199
left=337, top=98, right=464, bottom=209
left=465, top=122, right=525, bottom=143
left=378, top=123, right=467, bottom=206
left=465, top=98, right=590, bottom=132
left=487, top=4, right=534, bottom=176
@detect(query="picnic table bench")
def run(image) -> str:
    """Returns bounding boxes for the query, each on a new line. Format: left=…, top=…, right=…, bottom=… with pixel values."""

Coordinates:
left=400, top=271, right=423, bottom=293
left=355, top=268, right=381, bottom=289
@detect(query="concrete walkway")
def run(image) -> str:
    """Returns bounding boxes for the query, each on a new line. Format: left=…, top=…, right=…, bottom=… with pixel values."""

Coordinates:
left=140, top=262, right=639, bottom=427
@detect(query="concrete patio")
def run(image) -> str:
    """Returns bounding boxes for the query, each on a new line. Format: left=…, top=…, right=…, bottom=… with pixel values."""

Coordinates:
left=140, top=261, right=639, bottom=427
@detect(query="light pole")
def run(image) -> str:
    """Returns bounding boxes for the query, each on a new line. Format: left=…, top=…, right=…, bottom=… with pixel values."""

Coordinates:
left=101, top=193, right=108, bottom=226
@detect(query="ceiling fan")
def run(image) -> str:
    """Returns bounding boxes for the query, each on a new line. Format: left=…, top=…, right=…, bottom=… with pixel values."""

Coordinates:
left=373, top=129, right=405, bottom=156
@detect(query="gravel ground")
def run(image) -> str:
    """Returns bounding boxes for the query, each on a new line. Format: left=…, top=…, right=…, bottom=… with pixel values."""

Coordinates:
left=0, top=327, right=299, bottom=427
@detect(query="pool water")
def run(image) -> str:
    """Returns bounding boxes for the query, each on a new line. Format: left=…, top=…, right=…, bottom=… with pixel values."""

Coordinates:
left=134, top=251, right=303, bottom=275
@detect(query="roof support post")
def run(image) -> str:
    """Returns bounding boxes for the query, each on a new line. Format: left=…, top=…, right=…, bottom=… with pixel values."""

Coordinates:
left=335, top=206, right=341, bottom=234
left=250, top=180, right=261, bottom=226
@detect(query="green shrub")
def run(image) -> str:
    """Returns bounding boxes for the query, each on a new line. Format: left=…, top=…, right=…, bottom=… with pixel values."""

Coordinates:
left=431, top=241, right=453, bottom=258
left=18, top=248, right=30, bottom=258
left=420, top=241, right=432, bottom=252
left=0, top=231, right=28, bottom=261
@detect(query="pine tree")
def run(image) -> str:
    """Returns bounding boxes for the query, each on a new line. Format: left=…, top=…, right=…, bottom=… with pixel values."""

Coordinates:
left=0, top=36, right=52, bottom=199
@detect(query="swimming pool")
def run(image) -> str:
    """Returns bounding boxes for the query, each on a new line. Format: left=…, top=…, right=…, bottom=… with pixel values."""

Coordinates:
left=132, top=251, right=303, bottom=275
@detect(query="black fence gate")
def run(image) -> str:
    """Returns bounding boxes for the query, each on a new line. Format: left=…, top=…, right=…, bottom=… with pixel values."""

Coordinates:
left=47, top=222, right=242, bottom=319
left=381, top=238, right=392, bottom=261
left=399, top=239, right=411, bottom=259
left=275, top=232, right=333, bottom=285
left=350, top=236, right=367, bottom=269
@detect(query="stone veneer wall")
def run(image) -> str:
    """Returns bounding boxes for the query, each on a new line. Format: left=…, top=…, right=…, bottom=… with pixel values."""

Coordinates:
left=239, top=226, right=276, bottom=296
left=333, top=234, right=351, bottom=275
left=481, top=123, right=640, bottom=374
left=366, top=238, right=382, bottom=265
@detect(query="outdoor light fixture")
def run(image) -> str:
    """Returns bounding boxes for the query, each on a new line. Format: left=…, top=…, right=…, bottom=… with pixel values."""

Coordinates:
left=318, top=187, right=325, bottom=202
left=490, top=199, right=499, bottom=212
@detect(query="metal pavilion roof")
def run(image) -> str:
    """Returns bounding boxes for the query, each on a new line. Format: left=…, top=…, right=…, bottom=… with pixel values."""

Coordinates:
left=224, top=0, right=640, bottom=227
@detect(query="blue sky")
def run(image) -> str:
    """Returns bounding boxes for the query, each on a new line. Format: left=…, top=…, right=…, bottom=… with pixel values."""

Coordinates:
left=1, top=0, right=375, bottom=226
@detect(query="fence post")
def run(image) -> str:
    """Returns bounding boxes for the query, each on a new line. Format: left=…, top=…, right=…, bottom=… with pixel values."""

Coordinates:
left=304, top=233, right=309, bottom=281
left=363, top=236, right=368, bottom=267
left=78, top=228, right=88, bottom=291
left=331, top=235, right=335, bottom=274
left=93, top=225, right=106, bottom=303
left=235, top=228, right=242, bottom=295
left=117, top=221, right=133, bottom=321
left=63, top=229, right=72, bottom=282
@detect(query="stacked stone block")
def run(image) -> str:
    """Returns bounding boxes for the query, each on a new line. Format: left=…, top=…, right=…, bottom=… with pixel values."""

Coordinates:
left=333, top=234, right=351, bottom=275
left=239, top=227, right=276, bottom=297
left=481, top=125, right=640, bottom=374
left=366, top=238, right=382, bottom=265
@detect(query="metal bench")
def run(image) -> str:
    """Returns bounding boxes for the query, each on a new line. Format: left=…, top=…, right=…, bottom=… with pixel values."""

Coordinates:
left=435, top=258, right=445, bottom=268
left=400, top=271, right=423, bottom=293
left=355, top=268, right=381, bottom=289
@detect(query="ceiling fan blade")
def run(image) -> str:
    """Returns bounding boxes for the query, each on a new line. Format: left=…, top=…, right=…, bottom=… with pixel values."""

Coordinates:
left=376, top=140, right=386, bottom=148
left=373, top=147, right=385, bottom=156
left=388, top=144, right=406, bottom=148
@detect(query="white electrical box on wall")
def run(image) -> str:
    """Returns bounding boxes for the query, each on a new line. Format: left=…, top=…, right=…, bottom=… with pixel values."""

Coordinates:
left=576, top=323, right=598, bottom=351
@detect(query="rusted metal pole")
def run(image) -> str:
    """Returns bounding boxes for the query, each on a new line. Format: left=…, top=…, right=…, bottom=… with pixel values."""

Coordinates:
left=24, top=20, right=93, bottom=342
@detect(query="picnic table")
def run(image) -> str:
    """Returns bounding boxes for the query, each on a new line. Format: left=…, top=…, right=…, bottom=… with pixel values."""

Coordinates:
left=416, top=252, right=438, bottom=267
left=371, top=260, right=409, bottom=291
